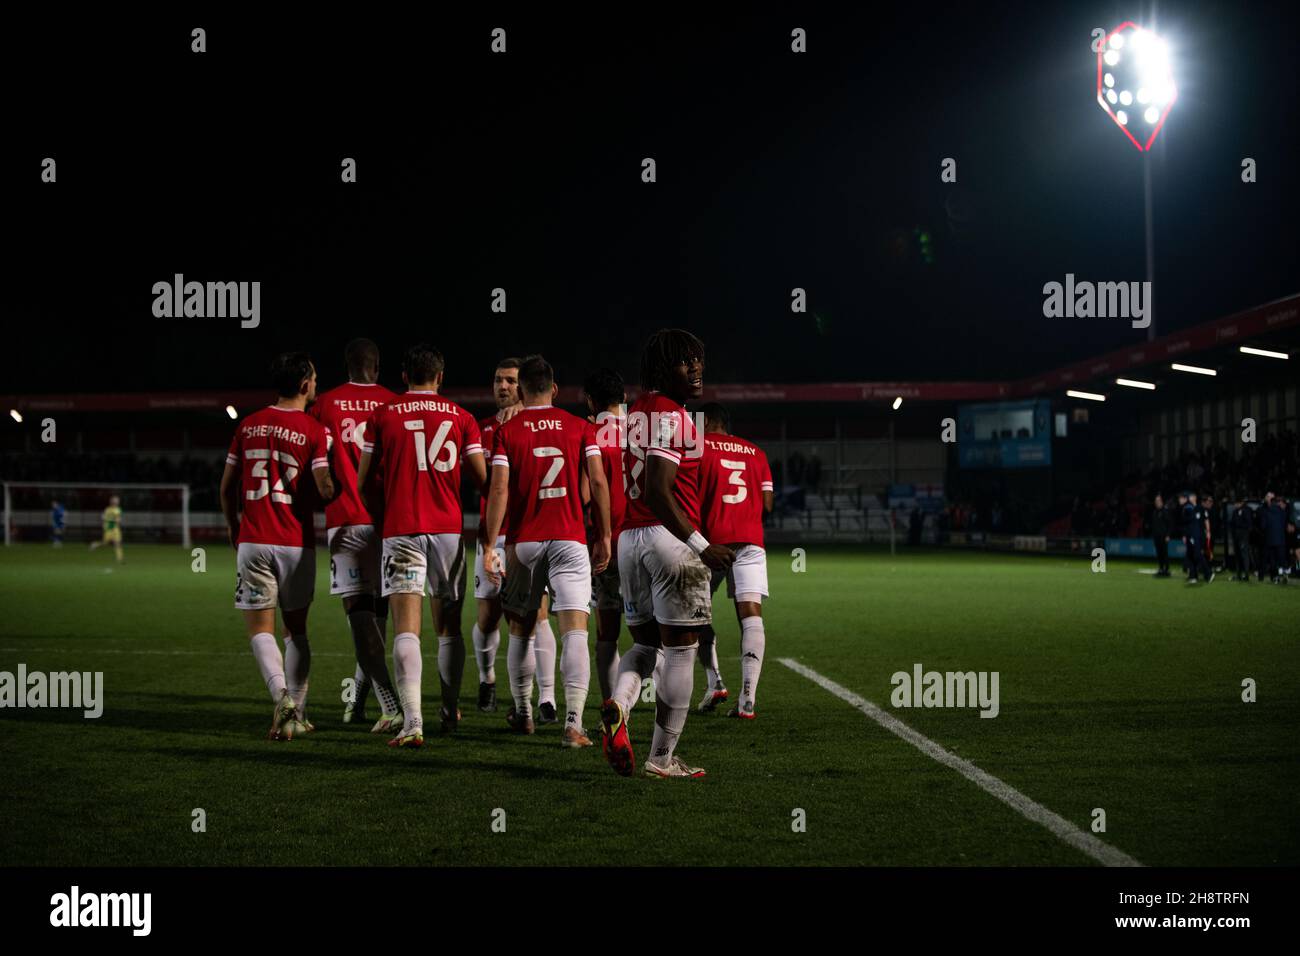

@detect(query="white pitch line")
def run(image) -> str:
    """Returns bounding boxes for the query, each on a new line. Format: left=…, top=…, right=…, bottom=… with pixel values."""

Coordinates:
left=777, top=657, right=1142, bottom=868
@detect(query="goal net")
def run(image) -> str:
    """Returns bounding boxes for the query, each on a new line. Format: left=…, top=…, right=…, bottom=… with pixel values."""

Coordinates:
left=3, top=482, right=191, bottom=547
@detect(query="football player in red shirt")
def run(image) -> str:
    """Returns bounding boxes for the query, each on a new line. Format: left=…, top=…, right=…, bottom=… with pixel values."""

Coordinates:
left=471, top=357, right=522, bottom=714
left=695, top=403, right=774, bottom=719
left=482, top=356, right=612, bottom=746
left=309, top=339, right=403, bottom=733
left=601, top=329, right=734, bottom=779
left=356, top=344, right=487, bottom=747
left=582, top=367, right=628, bottom=702
left=220, top=352, right=335, bottom=741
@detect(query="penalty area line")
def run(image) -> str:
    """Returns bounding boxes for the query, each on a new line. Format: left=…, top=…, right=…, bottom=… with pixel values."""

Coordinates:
left=777, top=657, right=1142, bottom=868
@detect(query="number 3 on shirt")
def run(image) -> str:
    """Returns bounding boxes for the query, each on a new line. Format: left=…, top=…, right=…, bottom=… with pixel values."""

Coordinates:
left=534, top=447, right=566, bottom=499
left=408, top=419, right=457, bottom=472
left=721, top=458, right=747, bottom=504
left=245, top=449, right=299, bottom=504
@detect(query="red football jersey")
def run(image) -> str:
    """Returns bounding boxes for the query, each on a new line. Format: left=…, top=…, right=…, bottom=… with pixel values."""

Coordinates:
left=310, top=381, right=398, bottom=529
left=699, top=434, right=772, bottom=547
left=621, top=392, right=704, bottom=531
left=592, top=411, right=627, bottom=540
left=490, top=405, right=600, bottom=545
left=226, top=406, right=330, bottom=547
left=362, top=391, right=483, bottom=537
left=478, top=413, right=510, bottom=538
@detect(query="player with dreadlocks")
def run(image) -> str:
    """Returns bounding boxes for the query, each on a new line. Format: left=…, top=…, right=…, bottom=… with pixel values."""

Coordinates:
left=600, top=328, right=734, bottom=778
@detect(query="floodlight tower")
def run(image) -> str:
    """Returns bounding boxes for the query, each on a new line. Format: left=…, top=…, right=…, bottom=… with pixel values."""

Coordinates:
left=1096, top=21, right=1177, bottom=342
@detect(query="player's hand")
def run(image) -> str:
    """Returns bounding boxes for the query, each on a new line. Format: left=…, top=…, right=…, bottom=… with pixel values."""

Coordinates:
left=483, top=545, right=505, bottom=585
left=499, top=402, right=523, bottom=423
left=700, top=543, right=734, bottom=571
left=591, top=536, right=611, bottom=574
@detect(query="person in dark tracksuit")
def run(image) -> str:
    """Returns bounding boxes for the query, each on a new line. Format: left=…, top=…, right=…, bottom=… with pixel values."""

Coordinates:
left=1151, top=494, right=1171, bottom=577
left=1204, top=494, right=1222, bottom=571
left=1183, top=492, right=1213, bottom=584
left=1176, top=491, right=1190, bottom=578
left=1230, top=498, right=1254, bottom=581
left=1260, top=493, right=1288, bottom=584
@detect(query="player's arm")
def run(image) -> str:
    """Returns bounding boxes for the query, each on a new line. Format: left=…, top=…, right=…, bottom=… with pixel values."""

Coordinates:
left=219, top=462, right=241, bottom=549
left=579, top=467, right=591, bottom=507
left=763, top=489, right=775, bottom=513
left=585, top=451, right=611, bottom=573
left=465, top=449, right=487, bottom=492
left=481, top=461, right=509, bottom=579
left=310, top=433, right=335, bottom=502
left=356, top=449, right=377, bottom=516
left=645, top=454, right=732, bottom=570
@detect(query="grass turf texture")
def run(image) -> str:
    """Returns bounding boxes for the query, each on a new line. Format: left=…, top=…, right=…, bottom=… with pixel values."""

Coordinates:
left=1, top=543, right=1296, bottom=866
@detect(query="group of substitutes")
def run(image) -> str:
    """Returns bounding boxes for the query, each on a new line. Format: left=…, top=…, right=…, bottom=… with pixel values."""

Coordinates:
left=219, top=329, right=773, bottom=779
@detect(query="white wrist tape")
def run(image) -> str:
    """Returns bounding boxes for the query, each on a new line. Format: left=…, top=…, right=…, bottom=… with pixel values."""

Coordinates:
left=686, top=531, right=709, bottom=555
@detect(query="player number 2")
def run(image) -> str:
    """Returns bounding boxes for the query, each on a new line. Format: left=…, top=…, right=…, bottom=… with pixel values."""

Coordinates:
left=245, top=449, right=300, bottom=504
left=721, top=459, right=747, bottom=504
left=534, top=447, right=566, bottom=499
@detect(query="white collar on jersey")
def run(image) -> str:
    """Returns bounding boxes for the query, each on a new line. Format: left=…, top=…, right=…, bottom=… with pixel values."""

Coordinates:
left=405, top=390, right=438, bottom=395
left=268, top=405, right=303, bottom=412
left=347, top=381, right=380, bottom=386
left=524, top=404, right=554, bottom=410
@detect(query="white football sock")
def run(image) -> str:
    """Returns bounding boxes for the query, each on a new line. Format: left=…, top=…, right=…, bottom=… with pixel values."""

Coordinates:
left=249, top=632, right=286, bottom=702
left=283, top=633, right=311, bottom=716
left=392, top=632, right=423, bottom=733
left=614, top=642, right=658, bottom=715
left=699, top=626, right=722, bottom=689
left=352, top=609, right=400, bottom=715
left=739, top=616, right=766, bottom=711
left=560, top=629, right=591, bottom=730
left=507, top=633, right=536, bottom=717
left=595, top=640, right=620, bottom=701
left=533, top=618, right=557, bottom=707
left=472, top=624, right=501, bottom=684
left=437, top=635, right=465, bottom=716
left=650, top=643, right=696, bottom=767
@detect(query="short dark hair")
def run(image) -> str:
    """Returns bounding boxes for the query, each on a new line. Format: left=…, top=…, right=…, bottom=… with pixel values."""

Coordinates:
left=271, top=351, right=314, bottom=398
left=639, top=328, right=705, bottom=391
left=345, top=338, right=380, bottom=379
left=697, top=401, right=730, bottom=433
left=403, top=343, right=444, bottom=385
left=518, top=354, right=555, bottom=398
left=582, top=367, right=625, bottom=409
left=496, top=357, right=523, bottom=373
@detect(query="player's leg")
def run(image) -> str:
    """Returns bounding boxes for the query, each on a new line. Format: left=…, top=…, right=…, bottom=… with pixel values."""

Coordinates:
left=547, top=540, right=594, bottom=747
left=382, top=535, right=431, bottom=746
left=112, top=530, right=124, bottom=564
left=593, top=563, right=623, bottom=701
left=235, top=544, right=301, bottom=740
left=532, top=592, right=558, bottom=723
left=601, top=528, right=656, bottom=776
left=696, top=567, right=728, bottom=712
left=643, top=527, right=711, bottom=778
left=472, top=536, right=505, bottom=712
left=727, top=545, right=769, bottom=719
left=278, top=545, right=317, bottom=730
left=500, top=542, right=543, bottom=733
left=429, top=534, right=468, bottom=732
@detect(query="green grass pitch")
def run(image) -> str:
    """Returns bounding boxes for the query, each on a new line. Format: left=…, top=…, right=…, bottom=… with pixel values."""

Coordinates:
left=1, top=542, right=1296, bottom=866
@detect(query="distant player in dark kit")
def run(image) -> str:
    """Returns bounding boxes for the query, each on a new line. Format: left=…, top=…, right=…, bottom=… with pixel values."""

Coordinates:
left=1175, top=491, right=1190, bottom=578
left=1229, top=498, right=1254, bottom=582
left=1150, top=494, right=1170, bottom=577
left=50, top=500, right=65, bottom=547
left=1182, top=491, right=1213, bottom=584
left=1259, top=493, right=1288, bottom=584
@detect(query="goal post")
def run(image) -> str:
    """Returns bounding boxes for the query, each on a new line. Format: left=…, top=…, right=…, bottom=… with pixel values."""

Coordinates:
left=2, top=481, right=192, bottom=548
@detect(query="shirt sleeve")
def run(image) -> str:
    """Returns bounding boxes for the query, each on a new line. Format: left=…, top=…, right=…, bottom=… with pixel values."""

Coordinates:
left=491, top=424, right=509, bottom=469
left=463, top=411, right=484, bottom=458
left=310, top=423, right=330, bottom=471
left=360, top=408, right=380, bottom=455
left=759, top=450, right=774, bottom=492
left=583, top=422, right=601, bottom=460
left=225, top=427, right=241, bottom=467
left=647, top=406, right=684, bottom=464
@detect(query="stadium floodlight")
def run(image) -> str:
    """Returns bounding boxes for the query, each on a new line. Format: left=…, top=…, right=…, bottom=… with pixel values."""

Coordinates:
left=8, top=409, right=21, bottom=423
left=1116, top=377, right=1156, bottom=390
left=892, top=396, right=903, bottom=410
left=225, top=404, right=238, bottom=420
left=1239, top=345, right=1289, bottom=360
left=1171, top=362, right=1216, bottom=376
left=1066, top=389, right=1106, bottom=402
left=1097, top=22, right=1176, bottom=152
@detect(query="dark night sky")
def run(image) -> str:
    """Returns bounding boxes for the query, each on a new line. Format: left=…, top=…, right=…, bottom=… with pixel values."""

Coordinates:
left=9, top=1, right=1298, bottom=395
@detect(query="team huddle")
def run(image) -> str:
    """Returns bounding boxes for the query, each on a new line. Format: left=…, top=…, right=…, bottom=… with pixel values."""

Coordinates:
left=218, top=330, right=773, bottom=779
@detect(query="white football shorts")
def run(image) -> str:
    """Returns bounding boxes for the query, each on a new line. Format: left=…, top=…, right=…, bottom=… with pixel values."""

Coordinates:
left=709, top=543, right=768, bottom=601
left=381, top=533, right=466, bottom=601
left=327, top=524, right=381, bottom=597
left=501, top=539, right=592, bottom=615
left=617, top=525, right=712, bottom=628
left=235, top=542, right=316, bottom=612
